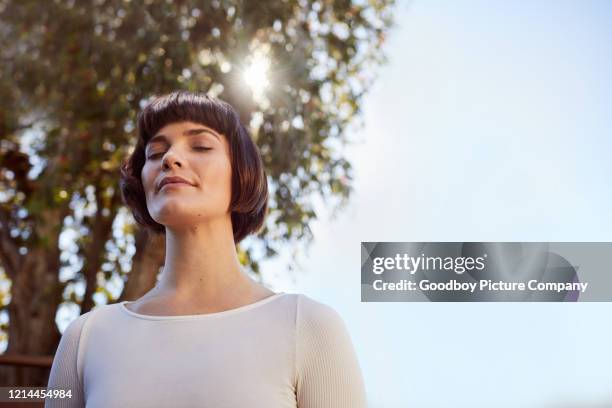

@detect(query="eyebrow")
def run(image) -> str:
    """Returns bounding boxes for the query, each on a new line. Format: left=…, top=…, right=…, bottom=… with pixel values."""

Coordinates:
left=147, top=128, right=221, bottom=146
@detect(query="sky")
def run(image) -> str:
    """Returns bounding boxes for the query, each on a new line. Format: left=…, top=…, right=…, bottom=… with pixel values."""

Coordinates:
left=260, top=1, right=612, bottom=407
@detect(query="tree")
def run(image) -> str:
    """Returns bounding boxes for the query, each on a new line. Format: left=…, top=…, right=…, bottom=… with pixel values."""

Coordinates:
left=0, top=0, right=394, bottom=385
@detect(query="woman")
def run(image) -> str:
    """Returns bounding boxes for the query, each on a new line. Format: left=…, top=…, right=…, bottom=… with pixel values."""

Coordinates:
left=45, top=90, right=368, bottom=407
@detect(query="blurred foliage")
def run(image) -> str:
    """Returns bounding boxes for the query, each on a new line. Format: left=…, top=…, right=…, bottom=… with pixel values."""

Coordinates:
left=0, top=0, right=394, bottom=312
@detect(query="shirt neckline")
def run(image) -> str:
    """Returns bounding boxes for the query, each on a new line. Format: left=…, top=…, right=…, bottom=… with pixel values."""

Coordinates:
left=119, top=292, right=287, bottom=321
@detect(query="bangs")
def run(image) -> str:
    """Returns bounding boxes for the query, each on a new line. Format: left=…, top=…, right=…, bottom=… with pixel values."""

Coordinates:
left=137, top=91, right=239, bottom=144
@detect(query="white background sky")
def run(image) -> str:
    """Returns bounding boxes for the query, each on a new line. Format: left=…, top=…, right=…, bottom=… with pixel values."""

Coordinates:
left=261, top=1, right=612, bottom=407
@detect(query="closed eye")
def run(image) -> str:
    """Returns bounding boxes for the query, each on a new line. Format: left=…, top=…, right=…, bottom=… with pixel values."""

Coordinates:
left=147, top=147, right=212, bottom=160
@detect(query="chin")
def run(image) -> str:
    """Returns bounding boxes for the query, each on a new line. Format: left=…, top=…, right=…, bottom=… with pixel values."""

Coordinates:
left=154, top=208, right=212, bottom=224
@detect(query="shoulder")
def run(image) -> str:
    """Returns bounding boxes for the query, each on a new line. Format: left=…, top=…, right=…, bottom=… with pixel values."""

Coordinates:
left=58, top=304, right=117, bottom=379
left=294, top=294, right=350, bottom=340
left=58, top=303, right=117, bottom=349
left=295, top=293, right=343, bottom=319
left=292, top=294, right=367, bottom=406
left=61, top=308, right=95, bottom=339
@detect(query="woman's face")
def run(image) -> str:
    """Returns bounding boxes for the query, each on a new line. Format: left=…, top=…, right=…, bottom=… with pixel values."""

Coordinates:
left=141, top=121, right=233, bottom=229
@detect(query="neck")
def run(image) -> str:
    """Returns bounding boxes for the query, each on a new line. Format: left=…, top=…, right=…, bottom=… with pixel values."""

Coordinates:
left=155, top=216, right=256, bottom=300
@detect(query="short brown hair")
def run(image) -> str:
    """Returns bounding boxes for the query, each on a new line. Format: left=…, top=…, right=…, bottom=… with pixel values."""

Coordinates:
left=119, top=91, right=268, bottom=244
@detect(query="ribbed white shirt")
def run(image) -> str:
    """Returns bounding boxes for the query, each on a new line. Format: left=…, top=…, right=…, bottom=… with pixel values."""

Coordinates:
left=45, top=292, right=368, bottom=407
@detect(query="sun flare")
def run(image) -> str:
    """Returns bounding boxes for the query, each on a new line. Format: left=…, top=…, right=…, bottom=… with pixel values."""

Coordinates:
left=243, top=51, right=270, bottom=99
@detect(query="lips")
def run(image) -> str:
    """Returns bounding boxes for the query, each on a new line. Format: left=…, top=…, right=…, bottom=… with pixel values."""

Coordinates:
left=157, top=175, right=195, bottom=192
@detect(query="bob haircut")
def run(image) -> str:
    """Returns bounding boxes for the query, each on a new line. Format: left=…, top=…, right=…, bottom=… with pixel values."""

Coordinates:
left=119, top=90, right=268, bottom=244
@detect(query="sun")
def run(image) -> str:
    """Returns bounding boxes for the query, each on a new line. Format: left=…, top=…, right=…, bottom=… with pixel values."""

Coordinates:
left=242, top=50, right=271, bottom=99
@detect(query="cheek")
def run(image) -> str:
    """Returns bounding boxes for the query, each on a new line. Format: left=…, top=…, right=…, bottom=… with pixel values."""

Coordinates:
left=221, top=161, right=233, bottom=197
left=204, top=159, right=233, bottom=205
left=140, top=164, right=156, bottom=194
left=206, top=163, right=231, bottom=196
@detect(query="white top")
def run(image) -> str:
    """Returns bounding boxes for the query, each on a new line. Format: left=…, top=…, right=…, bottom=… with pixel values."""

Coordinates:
left=45, top=293, right=368, bottom=407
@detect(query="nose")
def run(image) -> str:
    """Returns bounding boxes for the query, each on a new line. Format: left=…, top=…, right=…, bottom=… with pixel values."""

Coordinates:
left=162, top=151, right=183, bottom=170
